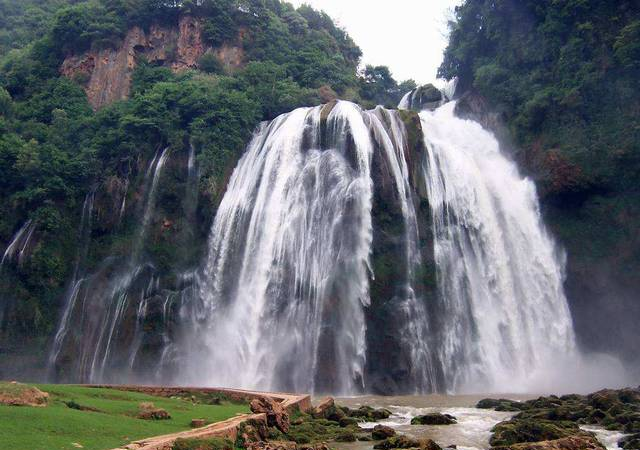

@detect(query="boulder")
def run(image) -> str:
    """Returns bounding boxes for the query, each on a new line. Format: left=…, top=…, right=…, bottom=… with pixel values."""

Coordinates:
left=491, top=435, right=605, bottom=450
left=312, top=397, right=335, bottom=418
left=477, top=398, right=525, bottom=412
left=137, top=408, right=171, bottom=420
left=489, top=419, right=580, bottom=447
left=239, top=418, right=269, bottom=444
left=619, top=433, right=640, bottom=449
left=423, top=440, right=444, bottom=450
left=339, top=417, right=359, bottom=427
left=370, top=408, right=393, bottom=421
left=191, top=419, right=207, bottom=428
left=372, top=425, right=396, bottom=440
left=411, top=413, right=457, bottom=425
left=251, top=397, right=290, bottom=433
left=373, top=435, right=421, bottom=449
left=335, top=431, right=357, bottom=442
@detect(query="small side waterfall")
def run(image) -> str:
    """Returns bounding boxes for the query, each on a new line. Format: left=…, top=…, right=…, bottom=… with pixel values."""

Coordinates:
left=49, top=190, right=96, bottom=367
left=49, top=147, right=172, bottom=382
left=418, top=101, right=576, bottom=392
left=0, top=219, right=36, bottom=270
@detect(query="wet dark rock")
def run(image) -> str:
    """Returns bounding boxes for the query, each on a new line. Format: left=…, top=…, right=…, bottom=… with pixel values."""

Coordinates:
left=335, top=431, right=357, bottom=442
left=339, top=417, right=359, bottom=427
left=477, top=399, right=527, bottom=412
left=619, top=433, right=640, bottom=449
left=490, top=418, right=588, bottom=447
left=411, top=413, right=457, bottom=425
left=491, top=435, right=605, bottom=450
left=372, top=425, right=396, bottom=440
left=373, top=435, right=421, bottom=449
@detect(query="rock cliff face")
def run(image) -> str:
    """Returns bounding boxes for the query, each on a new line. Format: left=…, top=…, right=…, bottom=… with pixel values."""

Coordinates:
left=60, top=15, right=243, bottom=109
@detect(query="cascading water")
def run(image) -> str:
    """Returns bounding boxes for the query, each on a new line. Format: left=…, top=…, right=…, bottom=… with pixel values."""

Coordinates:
left=49, top=190, right=96, bottom=367
left=0, top=219, right=36, bottom=270
left=188, top=103, right=374, bottom=394
left=47, top=86, right=580, bottom=394
left=417, top=100, right=576, bottom=393
left=49, top=147, right=172, bottom=382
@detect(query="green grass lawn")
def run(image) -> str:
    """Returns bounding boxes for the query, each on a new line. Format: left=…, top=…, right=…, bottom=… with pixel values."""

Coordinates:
left=0, top=384, right=250, bottom=450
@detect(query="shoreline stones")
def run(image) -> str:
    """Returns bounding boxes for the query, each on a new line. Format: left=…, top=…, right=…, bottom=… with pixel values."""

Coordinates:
left=372, top=424, right=396, bottom=440
left=480, top=387, right=640, bottom=450
left=374, top=436, right=443, bottom=450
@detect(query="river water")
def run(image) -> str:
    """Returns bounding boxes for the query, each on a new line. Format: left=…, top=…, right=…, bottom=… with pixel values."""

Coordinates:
left=331, top=395, right=628, bottom=450
left=332, top=395, right=528, bottom=450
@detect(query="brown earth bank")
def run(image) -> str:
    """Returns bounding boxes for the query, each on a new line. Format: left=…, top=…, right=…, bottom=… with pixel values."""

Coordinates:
left=0, top=380, right=49, bottom=406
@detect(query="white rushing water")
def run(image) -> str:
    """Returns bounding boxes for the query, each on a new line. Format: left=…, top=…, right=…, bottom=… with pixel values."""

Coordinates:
left=0, top=219, right=36, bottom=270
left=418, top=101, right=577, bottom=393
left=47, top=84, right=584, bottom=393
left=191, top=103, right=375, bottom=394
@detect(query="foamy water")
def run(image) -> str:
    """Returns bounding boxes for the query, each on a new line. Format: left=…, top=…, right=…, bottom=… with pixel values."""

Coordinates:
left=581, top=426, right=627, bottom=450
left=335, top=395, right=522, bottom=450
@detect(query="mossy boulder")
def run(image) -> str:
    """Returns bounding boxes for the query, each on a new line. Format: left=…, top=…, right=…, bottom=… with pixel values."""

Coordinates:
left=339, top=417, right=359, bottom=427
left=491, top=435, right=605, bottom=450
left=373, top=435, right=422, bottom=449
left=489, top=419, right=580, bottom=446
left=335, top=431, right=357, bottom=442
left=411, top=413, right=457, bottom=425
left=372, top=424, right=396, bottom=440
left=374, top=436, right=442, bottom=450
left=619, top=433, right=640, bottom=449
left=477, top=398, right=526, bottom=412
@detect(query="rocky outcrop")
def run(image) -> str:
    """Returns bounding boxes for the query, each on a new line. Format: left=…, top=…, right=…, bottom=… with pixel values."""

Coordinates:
left=0, top=381, right=48, bottom=407
left=61, top=26, right=147, bottom=109
left=250, top=397, right=290, bottom=433
left=374, top=436, right=442, bottom=450
left=312, top=397, right=334, bottom=418
left=491, top=436, right=605, bottom=450
left=61, top=15, right=245, bottom=109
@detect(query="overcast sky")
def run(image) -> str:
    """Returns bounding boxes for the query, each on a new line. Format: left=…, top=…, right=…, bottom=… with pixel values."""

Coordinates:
left=288, top=0, right=462, bottom=85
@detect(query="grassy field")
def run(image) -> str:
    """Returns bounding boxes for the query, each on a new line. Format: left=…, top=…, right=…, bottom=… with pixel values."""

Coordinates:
left=0, top=384, right=250, bottom=450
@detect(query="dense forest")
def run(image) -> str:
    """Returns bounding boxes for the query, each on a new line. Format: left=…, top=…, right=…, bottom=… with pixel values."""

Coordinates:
left=1, top=0, right=639, bottom=380
left=439, top=0, right=640, bottom=364
left=0, top=0, right=417, bottom=369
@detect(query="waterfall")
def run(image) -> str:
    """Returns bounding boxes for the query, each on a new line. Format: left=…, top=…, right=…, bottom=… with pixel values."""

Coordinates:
left=1, top=219, right=36, bottom=270
left=49, top=190, right=96, bottom=368
left=189, top=103, right=374, bottom=394
left=48, top=147, right=172, bottom=382
left=417, top=101, right=576, bottom=392
left=368, top=108, right=437, bottom=392
left=48, top=89, right=579, bottom=394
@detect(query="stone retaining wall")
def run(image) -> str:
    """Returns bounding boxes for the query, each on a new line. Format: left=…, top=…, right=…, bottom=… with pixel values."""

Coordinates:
left=84, top=385, right=312, bottom=414
left=83, top=385, right=313, bottom=450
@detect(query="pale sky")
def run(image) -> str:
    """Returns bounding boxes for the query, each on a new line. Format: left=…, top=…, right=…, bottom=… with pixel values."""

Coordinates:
left=288, top=0, right=462, bottom=85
